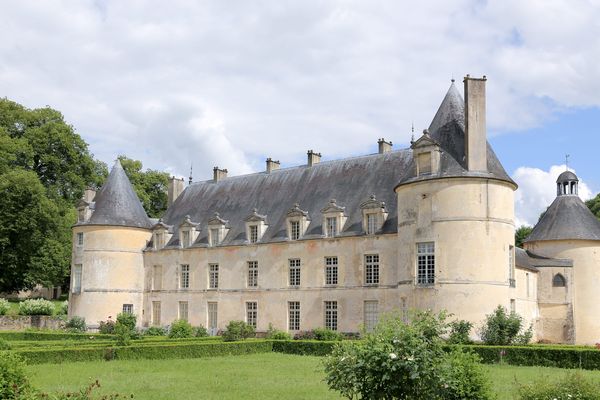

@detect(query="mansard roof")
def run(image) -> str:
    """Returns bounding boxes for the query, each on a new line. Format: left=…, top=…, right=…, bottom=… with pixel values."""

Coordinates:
left=84, top=160, right=152, bottom=229
left=162, top=150, right=411, bottom=246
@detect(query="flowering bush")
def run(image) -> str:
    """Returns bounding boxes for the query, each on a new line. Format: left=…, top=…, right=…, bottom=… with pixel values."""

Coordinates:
left=0, top=298, right=10, bottom=315
left=18, top=299, right=54, bottom=315
left=518, top=372, right=600, bottom=400
left=323, top=310, right=493, bottom=400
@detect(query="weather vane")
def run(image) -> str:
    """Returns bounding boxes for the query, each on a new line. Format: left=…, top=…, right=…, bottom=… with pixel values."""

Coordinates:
left=565, top=154, right=570, bottom=171
left=189, top=163, right=193, bottom=185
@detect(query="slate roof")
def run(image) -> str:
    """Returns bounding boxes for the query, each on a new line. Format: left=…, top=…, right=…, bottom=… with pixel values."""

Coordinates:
left=82, top=160, right=152, bottom=229
left=525, top=194, right=600, bottom=243
left=557, top=171, right=578, bottom=183
left=515, top=247, right=572, bottom=271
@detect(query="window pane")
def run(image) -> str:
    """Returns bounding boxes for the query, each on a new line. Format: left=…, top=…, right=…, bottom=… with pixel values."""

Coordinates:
left=326, top=217, right=337, bottom=237
left=152, top=301, right=161, bottom=326
left=325, top=301, right=338, bottom=331
left=246, top=302, right=257, bottom=328
left=288, top=301, right=300, bottom=331
left=290, top=221, right=300, bottom=240
left=289, top=259, right=301, bottom=286
left=367, top=214, right=377, bottom=235
left=365, top=254, right=380, bottom=284
left=249, top=225, right=258, bottom=243
left=208, top=302, right=218, bottom=330
left=325, top=257, right=338, bottom=285
left=72, top=264, right=82, bottom=294
left=364, top=301, right=378, bottom=332
left=417, top=242, right=435, bottom=285
left=209, top=264, right=219, bottom=289
left=180, top=264, right=190, bottom=289
left=247, top=261, right=258, bottom=287
left=122, top=304, right=133, bottom=314
left=179, top=301, right=189, bottom=321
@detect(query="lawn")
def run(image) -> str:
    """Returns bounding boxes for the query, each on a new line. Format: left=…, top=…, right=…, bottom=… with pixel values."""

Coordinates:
left=25, top=353, right=600, bottom=400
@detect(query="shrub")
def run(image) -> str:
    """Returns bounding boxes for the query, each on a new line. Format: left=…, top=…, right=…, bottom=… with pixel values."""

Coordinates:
left=144, top=326, right=166, bottom=336
left=98, top=319, right=115, bottom=334
left=447, top=319, right=473, bottom=345
left=115, top=312, right=136, bottom=332
left=313, top=327, right=344, bottom=341
left=19, top=299, right=54, bottom=316
left=222, top=321, right=255, bottom=342
left=57, top=300, right=68, bottom=316
left=293, top=330, right=316, bottom=340
left=64, top=316, right=86, bottom=333
left=323, top=310, right=492, bottom=400
left=272, top=340, right=335, bottom=356
left=0, top=351, right=34, bottom=399
left=0, top=298, right=9, bottom=315
left=194, top=325, right=209, bottom=338
left=169, top=320, right=194, bottom=338
left=0, top=338, right=11, bottom=350
left=479, top=305, right=532, bottom=345
left=265, top=323, right=292, bottom=340
left=518, top=372, right=600, bottom=400
left=114, top=322, right=131, bottom=347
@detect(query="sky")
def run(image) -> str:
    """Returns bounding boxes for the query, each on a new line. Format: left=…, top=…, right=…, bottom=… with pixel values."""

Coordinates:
left=1, top=0, right=599, bottom=226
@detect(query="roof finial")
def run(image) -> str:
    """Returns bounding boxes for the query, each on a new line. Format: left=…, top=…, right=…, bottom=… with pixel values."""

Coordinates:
left=410, top=121, right=415, bottom=143
left=451, top=74, right=455, bottom=83
left=565, top=154, right=570, bottom=171
left=189, top=163, right=193, bottom=185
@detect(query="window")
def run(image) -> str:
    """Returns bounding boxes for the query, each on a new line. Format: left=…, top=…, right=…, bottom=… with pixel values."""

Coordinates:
left=122, top=304, right=133, bottom=314
left=209, top=228, right=220, bottom=247
left=526, top=273, right=530, bottom=298
left=417, top=152, right=432, bottom=175
left=288, top=301, right=300, bottom=331
left=364, top=301, right=378, bottom=332
left=152, top=265, right=163, bottom=290
left=152, top=301, right=161, bottom=326
left=510, top=299, right=516, bottom=313
left=325, top=301, right=338, bottom=331
left=154, top=232, right=165, bottom=249
left=180, top=264, right=190, bottom=289
left=417, top=242, right=435, bottom=285
left=181, top=230, right=190, bottom=248
left=249, top=225, right=258, bottom=243
left=289, top=259, right=301, bottom=286
left=72, top=264, right=82, bottom=294
left=509, top=245, right=515, bottom=288
left=326, top=217, right=337, bottom=237
left=246, top=302, right=257, bottom=329
left=247, top=261, right=258, bottom=287
left=209, top=264, right=219, bottom=289
left=366, top=214, right=377, bottom=235
left=553, top=273, right=566, bottom=287
left=179, top=301, right=189, bottom=321
left=77, top=232, right=84, bottom=246
left=208, top=302, right=218, bottom=330
left=325, top=257, right=338, bottom=285
left=290, top=220, right=300, bottom=240
left=365, top=254, right=380, bottom=285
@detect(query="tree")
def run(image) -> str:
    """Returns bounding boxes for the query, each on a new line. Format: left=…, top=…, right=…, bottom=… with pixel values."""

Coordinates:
left=586, top=194, right=600, bottom=220
left=478, top=305, right=532, bottom=345
left=117, top=156, right=169, bottom=218
left=515, top=225, right=533, bottom=248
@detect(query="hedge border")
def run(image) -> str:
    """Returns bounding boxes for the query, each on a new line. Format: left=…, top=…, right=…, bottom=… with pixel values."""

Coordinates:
left=0, top=331, right=115, bottom=341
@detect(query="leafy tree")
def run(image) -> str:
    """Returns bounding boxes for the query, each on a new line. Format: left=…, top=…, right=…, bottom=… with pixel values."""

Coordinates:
left=117, top=156, right=169, bottom=218
left=586, top=194, right=600, bottom=220
left=515, top=225, right=533, bottom=248
left=478, top=305, right=532, bottom=345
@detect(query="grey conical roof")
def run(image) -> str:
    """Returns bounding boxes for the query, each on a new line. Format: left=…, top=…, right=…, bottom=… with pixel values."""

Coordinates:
left=525, top=195, right=600, bottom=242
left=87, top=160, right=152, bottom=229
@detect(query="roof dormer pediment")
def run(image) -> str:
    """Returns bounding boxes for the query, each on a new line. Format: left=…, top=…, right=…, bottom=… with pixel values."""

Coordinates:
left=152, top=218, right=173, bottom=232
left=287, top=203, right=309, bottom=218
left=179, top=215, right=199, bottom=229
left=244, top=208, right=267, bottom=223
left=208, top=212, right=228, bottom=226
left=411, top=130, right=440, bottom=150
left=321, top=199, right=345, bottom=214
left=360, top=195, right=387, bottom=211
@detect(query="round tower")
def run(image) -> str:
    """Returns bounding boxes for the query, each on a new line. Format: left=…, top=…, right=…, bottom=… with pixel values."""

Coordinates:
left=524, top=171, right=600, bottom=345
left=395, top=76, right=519, bottom=332
left=69, top=160, right=152, bottom=329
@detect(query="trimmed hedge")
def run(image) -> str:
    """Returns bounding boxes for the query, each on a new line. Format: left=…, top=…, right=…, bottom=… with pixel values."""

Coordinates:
left=0, top=331, right=115, bottom=341
left=272, top=340, right=337, bottom=356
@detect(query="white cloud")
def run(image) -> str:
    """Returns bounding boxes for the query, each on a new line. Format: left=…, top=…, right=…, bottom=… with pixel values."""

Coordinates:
left=513, top=165, right=594, bottom=226
left=1, top=1, right=600, bottom=178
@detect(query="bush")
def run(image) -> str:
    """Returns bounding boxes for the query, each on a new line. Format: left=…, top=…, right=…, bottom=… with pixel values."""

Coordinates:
left=144, top=326, right=166, bottom=336
left=18, top=299, right=54, bottom=316
left=266, top=323, right=292, bottom=340
left=64, top=316, right=86, bottom=333
left=57, top=300, right=68, bottom=316
left=293, top=330, right=316, bottom=340
left=222, top=321, right=255, bottom=342
left=272, top=340, right=336, bottom=356
left=0, top=338, right=11, bottom=350
left=323, top=310, right=492, bottom=400
left=194, top=325, right=209, bottom=338
left=313, top=327, right=344, bottom=341
left=518, top=372, right=600, bottom=400
left=0, top=298, right=9, bottom=315
left=448, top=319, right=473, bottom=345
left=479, top=305, right=532, bottom=345
left=0, top=351, right=34, bottom=399
left=98, top=319, right=115, bottom=334
left=115, top=313, right=136, bottom=332
left=169, top=320, right=194, bottom=338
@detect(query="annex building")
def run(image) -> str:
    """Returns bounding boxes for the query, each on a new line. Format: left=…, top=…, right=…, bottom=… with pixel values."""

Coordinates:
left=69, top=76, right=600, bottom=344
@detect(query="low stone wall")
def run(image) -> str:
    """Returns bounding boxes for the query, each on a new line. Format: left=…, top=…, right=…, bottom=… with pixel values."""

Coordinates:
left=0, top=316, right=64, bottom=331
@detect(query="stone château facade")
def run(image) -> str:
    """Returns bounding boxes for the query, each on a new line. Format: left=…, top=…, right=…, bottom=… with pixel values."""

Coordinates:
left=69, top=75, right=600, bottom=344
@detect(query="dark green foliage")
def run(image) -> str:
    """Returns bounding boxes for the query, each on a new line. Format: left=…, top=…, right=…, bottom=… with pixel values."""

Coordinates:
left=64, top=317, right=86, bottom=333
left=440, top=350, right=493, bottom=400
left=293, top=330, right=316, bottom=340
left=37, top=380, right=131, bottom=400
left=168, top=320, right=194, bottom=338
left=312, top=327, right=344, bottom=341
left=272, top=340, right=336, bottom=356
left=0, top=351, right=34, bottom=399
left=479, top=305, right=532, bottom=345
left=518, top=371, right=600, bottom=400
left=194, top=326, right=209, bottom=338
left=98, top=320, right=116, bottom=335
left=0, top=338, right=11, bottom=350
left=57, top=301, right=68, bottom=316
left=221, top=321, right=255, bottom=342
left=447, top=319, right=473, bottom=345
left=266, top=324, right=292, bottom=340
left=115, top=313, right=136, bottom=332
left=0, top=298, right=9, bottom=315
left=515, top=225, right=533, bottom=248
left=0, top=331, right=114, bottom=341
left=143, top=327, right=165, bottom=336
left=18, top=299, right=55, bottom=316
left=586, top=194, right=600, bottom=220
left=117, top=156, right=169, bottom=219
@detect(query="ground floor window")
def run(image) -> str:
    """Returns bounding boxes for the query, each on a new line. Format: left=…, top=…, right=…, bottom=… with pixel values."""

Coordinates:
left=122, top=304, right=133, bottom=314
left=325, top=301, right=338, bottom=331
left=72, top=264, right=82, bottom=294
left=208, top=302, right=218, bottom=331
left=179, top=301, right=189, bottom=321
left=364, top=300, right=378, bottom=332
left=288, top=301, right=300, bottom=331
left=152, top=301, right=161, bottom=326
left=246, top=302, right=257, bottom=329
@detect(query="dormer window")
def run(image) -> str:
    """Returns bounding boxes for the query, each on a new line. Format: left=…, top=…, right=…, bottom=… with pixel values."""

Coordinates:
left=178, top=215, right=199, bottom=248
left=207, top=212, right=229, bottom=247
left=151, top=219, right=173, bottom=250
left=286, top=204, right=309, bottom=241
left=411, top=129, right=441, bottom=177
left=209, top=228, right=220, bottom=247
left=360, top=195, right=388, bottom=235
left=182, top=231, right=190, bottom=247
left=244, top=209, right=268, bottom=244
left=321, top=199, right=346, bottom=238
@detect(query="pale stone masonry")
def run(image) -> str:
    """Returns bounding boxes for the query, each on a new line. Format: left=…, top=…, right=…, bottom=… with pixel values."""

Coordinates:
left=69, top=75, right=600, bottom=344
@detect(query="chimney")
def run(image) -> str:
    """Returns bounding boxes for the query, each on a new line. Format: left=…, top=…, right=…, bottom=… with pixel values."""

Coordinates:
left=213, top=167, right=228, bottom=182
left=266, top=158, right=280, bottom=173
left=464, top=75, right=488, bottom=171
left=307, top=150, right=321, bottom=166
left=83, top=187, right=96, bottom=203
left=167, top=177, right=185, bottom=207
left=378, top=138, right=393, bottom=154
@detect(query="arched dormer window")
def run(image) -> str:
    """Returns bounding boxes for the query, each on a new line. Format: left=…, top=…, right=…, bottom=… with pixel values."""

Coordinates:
left=552, top=273, right=566, bottom=287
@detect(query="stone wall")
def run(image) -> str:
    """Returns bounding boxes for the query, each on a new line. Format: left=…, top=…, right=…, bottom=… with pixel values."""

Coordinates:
left=0, top=316, right=64, bottom=331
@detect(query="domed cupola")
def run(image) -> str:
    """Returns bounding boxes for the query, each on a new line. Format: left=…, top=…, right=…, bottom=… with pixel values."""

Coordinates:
left=556, top=170, right=579, bottom=196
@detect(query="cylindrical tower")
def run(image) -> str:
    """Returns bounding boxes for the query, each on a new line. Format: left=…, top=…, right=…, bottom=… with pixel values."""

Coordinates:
left=69, top=160, right=152, bottom=328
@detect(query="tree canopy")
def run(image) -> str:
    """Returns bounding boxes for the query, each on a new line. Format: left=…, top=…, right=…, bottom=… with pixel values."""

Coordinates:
left=515, top=225, right=533, bottom=248
left=586, top=194, right=600, bottom=220
left=117, top=156, right=169, bottom=219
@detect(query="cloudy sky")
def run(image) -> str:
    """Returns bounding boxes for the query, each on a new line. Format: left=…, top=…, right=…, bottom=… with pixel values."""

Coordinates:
left=2, top=0, right=599, bottom=226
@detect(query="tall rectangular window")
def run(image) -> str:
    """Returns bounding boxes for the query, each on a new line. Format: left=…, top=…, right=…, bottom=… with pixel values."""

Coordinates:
left=247, top=261, right=258, bottom=287
left=509, top=245, right=515, bottom=288
left=208, top=302, right=218, bottom=330
left=290, top=220, right=300, bottom=240
left=510, top=299, right=516, bottom=313
left=366, top=214, right=377, bottom=235
left=325, top=301, right=338, bottom=331
left=417, top=242, right=435, bottom=285
left=526, top=273, right=530, bottom=298
left=246, top=301, right=257, bottom=329
left=365, top=254, right=380, bottom=285
left=209, top=264, right=219, bottom=289
left=364, top=301, right=378, bottom=332
left=288, top=301, right=300, bottom=331
left=326, top=217, right=337, bottom=237
left=152, top=301, right=161, bottom=326
left=181, top=231, right=190, bottom=248
left=122, top=304, right=133, bottom=314
left=289, top=259, right=301, bottom=286
left=152, top=265, right=163, bottom=290
left=180, top=264, right=190, bottom=289
left=209, top=228, right=220, bottom=247
left=77, top=232, right=84, bottom=246
left=249, top=225, right=258, bottom=243
left=72, top=264, right=82, bottom=294
left=179, top=301, right=189, bottom=321
left=325, top=257, right=338, bottom=285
